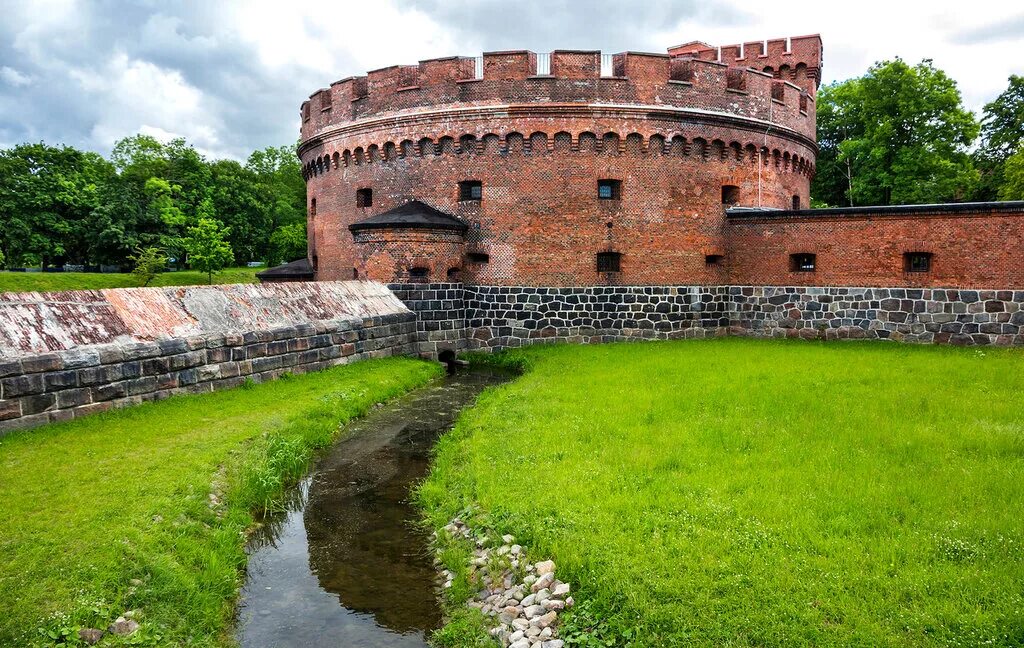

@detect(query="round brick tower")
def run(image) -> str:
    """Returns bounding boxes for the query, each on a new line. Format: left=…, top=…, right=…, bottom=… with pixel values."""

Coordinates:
left=298, top=36, right=822, bottom=285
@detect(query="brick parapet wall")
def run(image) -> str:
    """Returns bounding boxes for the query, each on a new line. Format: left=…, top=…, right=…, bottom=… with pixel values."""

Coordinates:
left=299, top=41, right=818, bottom=145
left=0, top=312, right=417, bottom=434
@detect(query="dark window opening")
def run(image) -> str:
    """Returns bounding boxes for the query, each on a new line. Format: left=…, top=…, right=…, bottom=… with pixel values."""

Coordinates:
left=446, top=267, right=461, bottom=279
left=467, top=252, right=490, bottom=264
left=597, top=251, right=622, bottom=273
left=722, top=185, right=740, bottom=205
left=598, top=179, right=621, bottom=200
left=904, top=252, right=932, bottom=273
left=790, top=253, right=816, bottom=272
left=302, top=103, right=310, bottom=122
left=356, top=188, right=372, bottom=207
left=408, top=267, right=429, bottom=282
left=726, top=69, right=747, bottom=92
left=310, top=197, right=316, bottom=216
left=312, top=255, right=319, bottom=271
left=791, top=195, right=801, bottom=210
left=771, top=81, right=785, bottom=102
left=799, top=93, right=808, bottom=114
left=352, top=267, right=358, bottom=279
left=705, top=254, right=724, bottom=266
left=458, top=180, right=483, bottom=201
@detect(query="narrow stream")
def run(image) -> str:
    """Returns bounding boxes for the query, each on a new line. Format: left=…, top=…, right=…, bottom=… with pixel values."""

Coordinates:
left=235, top=368, right=510, bottom=648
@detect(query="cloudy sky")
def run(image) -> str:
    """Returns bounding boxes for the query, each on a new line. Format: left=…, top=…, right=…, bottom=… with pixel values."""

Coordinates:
left=1, top=0, right=1021, bottom=160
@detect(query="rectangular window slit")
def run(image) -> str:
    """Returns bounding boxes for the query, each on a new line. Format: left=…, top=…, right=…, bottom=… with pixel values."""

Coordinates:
left=598, top=179, right=621, bottom=200
left=597, top=251, right=621, bottom=273
left=790, top=253, right=816, bottom=272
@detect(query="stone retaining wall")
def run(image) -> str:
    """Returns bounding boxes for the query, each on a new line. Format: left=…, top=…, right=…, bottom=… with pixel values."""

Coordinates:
left=394, top=283, right=1024, bottom=350
left=0, top=281, right=417, bottom=434
left=0, top=313, right=416, bottom=434
left=389, top=283, right=467, bottom=356
left=461, top=285, right=729, bottom=349
left=4, top=280, right=1022, bottom=434
left=727, top=286, right=1024, bottom=345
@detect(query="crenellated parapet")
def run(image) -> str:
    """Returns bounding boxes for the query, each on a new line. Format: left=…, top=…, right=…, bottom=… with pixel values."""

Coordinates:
left=668, top=34, right=822, bottom=95
left=299, top=38, right=819, bottom=147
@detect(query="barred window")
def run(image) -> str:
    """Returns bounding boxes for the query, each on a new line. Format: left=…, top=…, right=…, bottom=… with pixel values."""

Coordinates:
left=356, top=188, right=372, bottom=208
left=459, top=180, right=483, bottom=201
left=598, top=179, right=621, bottom=200
left=904, top=252, right=932, bottom=273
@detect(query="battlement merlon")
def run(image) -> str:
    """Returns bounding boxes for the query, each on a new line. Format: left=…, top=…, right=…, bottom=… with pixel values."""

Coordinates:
left=668, top=34, right=823, bottom=94
left=299, top=42, right=819, bottom=144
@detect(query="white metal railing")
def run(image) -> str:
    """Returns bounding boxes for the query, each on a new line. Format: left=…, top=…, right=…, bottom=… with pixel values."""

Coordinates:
left=600, top=53, right=614, bottom=76
left=536, top=52, right=551, bottom=75
left=474, top=55, right=483, bottom=79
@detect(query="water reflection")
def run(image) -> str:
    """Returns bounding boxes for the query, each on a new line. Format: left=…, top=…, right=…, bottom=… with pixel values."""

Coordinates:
left=236, top=369, right=510, bottom=648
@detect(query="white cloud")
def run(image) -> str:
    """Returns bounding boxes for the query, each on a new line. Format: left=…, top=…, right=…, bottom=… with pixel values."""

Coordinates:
left=0, top=0, right=1020, bottom=158
left=654, top=2, right=1024, bottom=114
left=0, top=67, right=31, bottom=87
left=69, top=53, right=223, bottom=154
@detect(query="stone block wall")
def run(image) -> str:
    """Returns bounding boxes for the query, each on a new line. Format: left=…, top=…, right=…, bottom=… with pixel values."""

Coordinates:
left=388, top=283, right=1024, bottom=350
left=727, top=286, right=1024, bottom=345
left=0, top=281, right=417, bottom=434
left=389, top=283, right=467, bottom=356
left=461, top=285, right=728, bottom=349
left=0, top=313, right=416, bottom=434
left=4, top=280, right=1022, bottom=434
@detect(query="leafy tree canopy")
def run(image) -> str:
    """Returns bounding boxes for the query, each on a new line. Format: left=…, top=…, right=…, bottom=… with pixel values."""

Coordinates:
left=0, top=136, right=306, bottom=270
left=812, top=58, right=979, bottom=206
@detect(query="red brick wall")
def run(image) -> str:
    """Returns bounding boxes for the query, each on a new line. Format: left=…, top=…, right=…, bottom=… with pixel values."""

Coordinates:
left=726, top=207, right=1024, bottom=288
left=298, top=37, right=1024, bottom=290
left=304, top=127, right=812, bottom=285
left=352, top=229, right=465, bottom=283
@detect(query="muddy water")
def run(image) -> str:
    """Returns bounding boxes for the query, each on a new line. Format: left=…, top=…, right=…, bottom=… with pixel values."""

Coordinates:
left=235, top=368, right=509, bottom=648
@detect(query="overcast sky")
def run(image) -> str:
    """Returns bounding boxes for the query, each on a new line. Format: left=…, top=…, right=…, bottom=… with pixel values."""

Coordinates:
left=1, top=0, right=1021, bottom=160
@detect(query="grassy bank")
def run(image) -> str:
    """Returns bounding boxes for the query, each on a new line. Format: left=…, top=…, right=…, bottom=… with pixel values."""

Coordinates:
left=0, top=267, right=261, bottom=293
left=419, top=339, right=1024, bottom=647
left=0, top=357, right=441, bottom=646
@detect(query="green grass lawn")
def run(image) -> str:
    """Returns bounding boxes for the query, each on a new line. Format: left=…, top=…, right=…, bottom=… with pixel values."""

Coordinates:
left=0, top=267, right=261, bottom=293
left=0, top=357, right=441, bottom=647
left=419, top=339, right=1024, bottom=647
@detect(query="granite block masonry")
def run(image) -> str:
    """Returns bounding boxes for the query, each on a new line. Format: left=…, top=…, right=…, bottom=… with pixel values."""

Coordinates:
left=395, top=283, right=1024, bottom=349
left=0, top=281, right=417, bottom=434
left=3, top=280, right=1022, bottom=433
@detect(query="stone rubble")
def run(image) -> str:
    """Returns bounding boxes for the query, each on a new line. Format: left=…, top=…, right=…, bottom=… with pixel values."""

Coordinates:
left=436, top=518, right=573, bottom=648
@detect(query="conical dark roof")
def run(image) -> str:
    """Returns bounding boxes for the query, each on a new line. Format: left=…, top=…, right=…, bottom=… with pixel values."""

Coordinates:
left=348, top=200, right=468, bottom=233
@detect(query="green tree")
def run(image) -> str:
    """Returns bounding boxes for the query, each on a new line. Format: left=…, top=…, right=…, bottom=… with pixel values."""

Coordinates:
left=0, top=143, right=106, bottom=267
left=812, top=59, right=979, bottom=206
left=247, top=145, right=306, bottom=229
left=129, top=246, right=168, bottom=287
left=183, top=218, right=234, bottom=284
left=210, top=160, right=274, bottom=263
left=268, top=222, right=308, bottom=266
left=998, top=147, right=1024, bottom=201
left=972, top=75, right=1024, bottom=200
